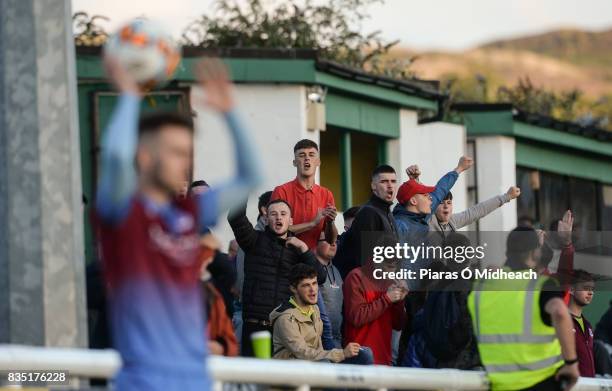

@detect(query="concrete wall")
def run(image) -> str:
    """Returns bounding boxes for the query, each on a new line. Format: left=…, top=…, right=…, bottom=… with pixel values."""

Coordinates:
left=388, top=111, right=468, bottom=214
left=192, top=84, right=317, bottom=247
left=475, top=136, right=517, bottom=231
left=474, top=136, right=518, bottom=265
left=387, top=110, right=417, bottom=184
left=0, top=0, right=86, bottom=346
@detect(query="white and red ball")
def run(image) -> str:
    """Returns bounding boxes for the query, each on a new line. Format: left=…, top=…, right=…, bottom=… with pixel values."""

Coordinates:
left=105, top=19, right=181, bottom=87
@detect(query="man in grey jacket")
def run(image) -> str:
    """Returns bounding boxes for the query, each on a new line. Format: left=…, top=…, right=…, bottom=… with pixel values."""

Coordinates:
left=429, top=186, right=521, bottom=235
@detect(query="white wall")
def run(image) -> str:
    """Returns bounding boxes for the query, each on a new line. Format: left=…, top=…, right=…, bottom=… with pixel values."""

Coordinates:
left=387, top=110, right=417, bottom=184
left=388, top=111, right=468, bottom=214
left=192, top=84, right=316, bottom=248
left=474, top=136, right=518, bottom=266
left=475, top=136, right=517, bottom=231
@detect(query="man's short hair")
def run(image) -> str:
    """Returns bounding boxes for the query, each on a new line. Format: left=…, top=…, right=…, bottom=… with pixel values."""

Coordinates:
left=506, top=226, right=539, bottom=267
left=189, top=180, right=209, bottom=190
left=258, top=191, right=273, bottom=216
left=371, top=164, right=396, bottom=179
left=289, top=263, right=319, bottom=287
left=343, top=206, right=360, bottom=221
left=572, top=269, right=595, bottom=286
left=506, top=226, right=539, bottom=254
left=267, top=199, right=293, bottom=215
left=443, top=232, right=471, bottom=248
left=517, top=215, right=535, bottom=228
left=443, top=191, right=453, bottom=201
left=293, top=139, right=319, bottom=153
left=138, top=112, right=194, bottom=139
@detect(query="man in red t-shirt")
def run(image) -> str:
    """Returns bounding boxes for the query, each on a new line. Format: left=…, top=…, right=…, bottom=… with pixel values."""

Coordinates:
left=271, top=139, right=337, bottom=250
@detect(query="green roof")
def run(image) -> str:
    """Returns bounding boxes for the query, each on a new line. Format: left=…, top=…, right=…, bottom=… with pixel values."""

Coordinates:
left=452, top=103, right=612, bottom=183
left=76, top=47, right=440, bottom=112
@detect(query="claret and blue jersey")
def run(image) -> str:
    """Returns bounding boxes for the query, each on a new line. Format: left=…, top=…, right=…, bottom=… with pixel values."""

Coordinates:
left=94, top=93, right=261, bottom=391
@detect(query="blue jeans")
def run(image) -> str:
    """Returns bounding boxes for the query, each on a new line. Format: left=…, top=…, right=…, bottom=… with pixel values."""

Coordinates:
left=232, top=300, right=243, bottom=348
left=342, top=346, right=374, bottom=365
left=317, top=290, right=335, bottom=350
left=318, top=348, right=374, bottom=391
left=316, top=347, right=374, bottom=365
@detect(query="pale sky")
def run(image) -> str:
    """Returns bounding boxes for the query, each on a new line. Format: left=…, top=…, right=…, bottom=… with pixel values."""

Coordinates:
left=72, top=0, right=612, bottom=50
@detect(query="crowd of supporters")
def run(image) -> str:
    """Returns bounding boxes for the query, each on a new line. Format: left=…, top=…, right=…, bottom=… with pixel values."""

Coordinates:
left=89, top=56, right=611, bottom=391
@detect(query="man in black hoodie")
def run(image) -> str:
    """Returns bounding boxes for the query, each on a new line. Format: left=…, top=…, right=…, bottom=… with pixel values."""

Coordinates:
left=228, top=198, right=325, bottom=357
left=334, top=164, right=398, bottom=278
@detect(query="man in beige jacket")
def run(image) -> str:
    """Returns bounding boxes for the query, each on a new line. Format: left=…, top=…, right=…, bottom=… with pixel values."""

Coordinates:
left=270, top=264, right=373, bottom=364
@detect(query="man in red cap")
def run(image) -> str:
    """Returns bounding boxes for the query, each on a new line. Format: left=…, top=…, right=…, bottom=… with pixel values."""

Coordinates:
left=393, top=156, right=473, bottom=242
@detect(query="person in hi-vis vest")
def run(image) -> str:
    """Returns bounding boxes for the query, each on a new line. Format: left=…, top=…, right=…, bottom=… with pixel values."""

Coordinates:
left=468, top=227, right=579, bottom=391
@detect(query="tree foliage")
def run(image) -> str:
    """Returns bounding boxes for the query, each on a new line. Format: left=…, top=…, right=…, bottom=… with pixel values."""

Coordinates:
left=181, top=0, right=408, bottom=73
left=496, top=77, right=610, bottom=128
left=444, top=74, right=611, bottom=129
left=70, top=5, right=609, bottom=130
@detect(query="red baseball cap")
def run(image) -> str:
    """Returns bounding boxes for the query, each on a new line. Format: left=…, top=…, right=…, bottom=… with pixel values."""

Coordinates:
left=396, top=179, right=436, bottom=205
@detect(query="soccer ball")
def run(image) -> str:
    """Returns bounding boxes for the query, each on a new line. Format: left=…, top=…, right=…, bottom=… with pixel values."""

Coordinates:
left=105, top=19, right=181, bottom=88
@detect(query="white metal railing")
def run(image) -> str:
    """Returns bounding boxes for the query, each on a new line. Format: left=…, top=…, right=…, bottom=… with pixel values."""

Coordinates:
left=0, top=345, right=611, bottom=391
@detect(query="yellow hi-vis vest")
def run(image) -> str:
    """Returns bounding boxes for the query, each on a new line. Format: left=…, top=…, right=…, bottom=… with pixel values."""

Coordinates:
left=467, top=272, right=563, bottom=390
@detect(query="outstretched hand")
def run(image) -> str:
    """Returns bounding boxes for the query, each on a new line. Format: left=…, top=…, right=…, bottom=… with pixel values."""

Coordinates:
left=455, top=156, right=474, bottom=174
left=103, top=55, right=141, bottom=96
left=194, top=58, right=234, bottom=113
left=557, top=210, right=574, bottom=246
left=506, top=186, right=521, bottom=200
left=405, top=165, right=421, bottom=181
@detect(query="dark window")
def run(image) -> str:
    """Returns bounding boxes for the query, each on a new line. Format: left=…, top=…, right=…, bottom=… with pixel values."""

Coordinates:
left=568, top=177, right=598, bottom=232
left=538, top=172, right=569, bottom=230
left=516, top=167, right=537, bottom=226
left=602, top=185, right=612, bottom=231
left=516, top=167, right=606, bottom=231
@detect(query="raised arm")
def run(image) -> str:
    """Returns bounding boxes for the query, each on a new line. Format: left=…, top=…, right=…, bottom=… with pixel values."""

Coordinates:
left=555, top=210, right=575, bottom=289
left=193, top=59, right=263, bottom=230
left=287, top=210, right=324, bottom=234
left=429, top=156, right=473, bottom=211
left=450, top=187, right=519, bottom=229
left=429, top=171, right=458, bottom=213
left=95, top=58, right=142, bottom=224
left=227, top=202, right=258, bottom=253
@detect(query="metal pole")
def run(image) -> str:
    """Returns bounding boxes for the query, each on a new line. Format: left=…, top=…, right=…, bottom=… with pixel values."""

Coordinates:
left=340, top=131, right=352, bottom=210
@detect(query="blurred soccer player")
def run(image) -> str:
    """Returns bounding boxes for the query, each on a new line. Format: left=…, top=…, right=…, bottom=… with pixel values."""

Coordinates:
left=94, top=57, right=261, bottom=391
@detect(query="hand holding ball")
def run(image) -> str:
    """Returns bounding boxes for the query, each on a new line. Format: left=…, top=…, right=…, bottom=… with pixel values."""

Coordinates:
left=104, top=19, right=180, bottom=91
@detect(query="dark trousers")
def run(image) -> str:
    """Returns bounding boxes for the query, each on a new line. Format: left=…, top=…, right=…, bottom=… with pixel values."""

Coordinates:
left=519, top=376, right=562, bottom=391
left=317, top=347, right=375, bottom=365
left=241, top=320, right=273, bottom=357
left=343, top=347, right=375, bottom=365
left=318, top=348, right=374, bottom=391
left=594, top=339, right=612, bottom=375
